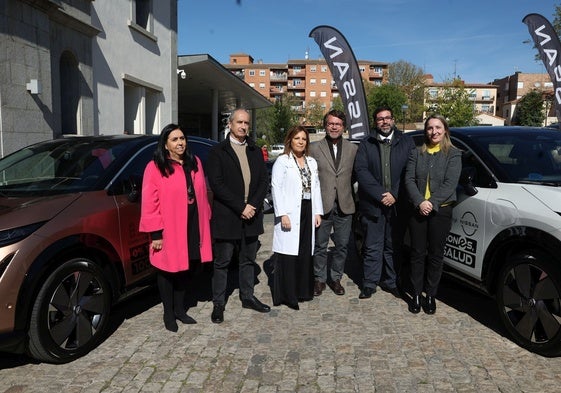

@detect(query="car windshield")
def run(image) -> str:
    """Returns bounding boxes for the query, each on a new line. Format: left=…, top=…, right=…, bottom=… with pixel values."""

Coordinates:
left=471, top=132, right=561, bottom=185
left=0, top=138, right=130, bottom=196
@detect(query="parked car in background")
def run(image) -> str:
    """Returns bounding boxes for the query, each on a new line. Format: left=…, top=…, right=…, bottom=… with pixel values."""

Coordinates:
left=0, top=134, right=217, bottom=363
left=269, top=144, right=284, bottom=158
left=406, top=126, right=561, bottom=356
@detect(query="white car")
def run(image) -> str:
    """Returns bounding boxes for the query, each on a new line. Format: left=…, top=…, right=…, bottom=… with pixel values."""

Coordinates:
left=408, top=126, right=561, bottom=356
left=269, top=144, right=284, bottom=157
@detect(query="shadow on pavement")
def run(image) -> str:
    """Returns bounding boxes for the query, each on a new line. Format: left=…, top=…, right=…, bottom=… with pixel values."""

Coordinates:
left=437, top=276, right=507, bottom=337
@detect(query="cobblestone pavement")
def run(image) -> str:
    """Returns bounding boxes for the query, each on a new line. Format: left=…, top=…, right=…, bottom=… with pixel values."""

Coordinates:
left=2, top=214, right=561, bottom=393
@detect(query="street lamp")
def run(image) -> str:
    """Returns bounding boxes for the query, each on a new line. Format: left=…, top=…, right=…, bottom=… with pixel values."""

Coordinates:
left=401, top=104, right=408, bottom=131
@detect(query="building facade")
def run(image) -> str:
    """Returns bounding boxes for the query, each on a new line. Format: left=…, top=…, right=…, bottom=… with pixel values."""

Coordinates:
left=423, top=75, right=500, bottom=122
left=224, top=53, right=387, bottom=120
left=0, top=0, right=177, bottom=156
left=93, top=0, right=177, bottom=135
left=492, top=72, right=554, bottom=126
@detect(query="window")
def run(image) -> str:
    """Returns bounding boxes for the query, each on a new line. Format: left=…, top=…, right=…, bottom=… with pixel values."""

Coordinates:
left=320, top=91, right=327, bottom=97
left=129, top=0, right=154, bottom=37
left=259, top=83, right=265, bottom=89
left=320, top=79, right=327, bottom=85
left=60, top=51, right=80, bottom=136
left=453, top=140, right=495, bottom=189
left=517, top=82, right=524, bottom=89
left=293, top=79, right=302, bottom=86
left=429, top=88, right=438, bottom=98
left=123, top=78, right=161, bottom=135
left=135, top=0, right=151, bottom=30
left=259, top=70, right=266, bottom=77
left=359, top=66, right=365, bottom=72
left=333, top=92, right=339, bottom=98
left=249, top=83, right=255, bottom=88
left=321, top=65, right=327, bottom=72
left=310, top=91, right=316, bottom=97
left=310, top=65, right=317, bottom=72
left=310, top=79, right=316, bottom=85
left=249, top=70, right=255, bottom=76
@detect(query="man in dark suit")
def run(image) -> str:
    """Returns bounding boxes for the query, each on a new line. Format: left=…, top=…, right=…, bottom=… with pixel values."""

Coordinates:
left=354, top=106, right=415, bottom=299
left=206, top=108, right=271, bottom=323
left=310, top=110, right=358, bottom=296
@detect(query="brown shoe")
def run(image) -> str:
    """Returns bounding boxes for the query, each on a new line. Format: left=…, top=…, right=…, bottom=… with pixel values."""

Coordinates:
left=328, top=280, right=345, bottom=295
left=314, top=280, right=326, bottom=296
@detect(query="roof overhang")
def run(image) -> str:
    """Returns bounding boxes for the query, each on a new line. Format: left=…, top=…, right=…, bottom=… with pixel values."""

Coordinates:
left=177, top=54, right=272, bottom=114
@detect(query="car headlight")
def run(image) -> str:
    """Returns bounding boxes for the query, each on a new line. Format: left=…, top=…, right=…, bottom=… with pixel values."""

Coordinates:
left=0, top=222, right=46, bottom=247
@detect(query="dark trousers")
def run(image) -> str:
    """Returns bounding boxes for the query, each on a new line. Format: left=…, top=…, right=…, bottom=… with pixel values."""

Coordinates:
left=157, top=270, right=189, bottom=318
left=361, top=209, right=396, bottom=289
left=212, top=233, right=259, bottom=305
left=313, top=206, right=352, bottom=283
left=408, top=205, right=453, bottom=296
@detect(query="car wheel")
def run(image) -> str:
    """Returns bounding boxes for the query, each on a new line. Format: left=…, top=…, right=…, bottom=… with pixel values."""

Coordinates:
left=28, top=258, right=112, bottom=363
left=496, top=252, right=561, bottom=356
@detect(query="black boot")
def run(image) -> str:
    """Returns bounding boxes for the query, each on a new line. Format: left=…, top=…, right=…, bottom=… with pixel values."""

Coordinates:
left=173, top=271, right=196, bottom=324
left=157, top=272, right=178, bottom=332
left=408, top=295, right=421, bottom=314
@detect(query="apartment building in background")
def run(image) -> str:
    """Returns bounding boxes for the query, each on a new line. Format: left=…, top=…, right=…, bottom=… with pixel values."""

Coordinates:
left=422, top=75, right=505, bottom=126
left=492, top=72, right=555, bottom=126
left=224, top=53, right=388, bottom=116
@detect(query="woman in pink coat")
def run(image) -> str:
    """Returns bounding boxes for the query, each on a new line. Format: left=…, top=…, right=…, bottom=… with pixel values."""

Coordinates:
left=140, top=124, right=212, bottom=332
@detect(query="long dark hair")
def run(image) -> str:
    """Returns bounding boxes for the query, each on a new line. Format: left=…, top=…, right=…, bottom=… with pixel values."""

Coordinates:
left=153, top=123, right=198, bottom=177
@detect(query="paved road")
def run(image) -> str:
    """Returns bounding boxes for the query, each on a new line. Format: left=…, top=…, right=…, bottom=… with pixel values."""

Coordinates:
left=2, top=213, right=561, bottom=392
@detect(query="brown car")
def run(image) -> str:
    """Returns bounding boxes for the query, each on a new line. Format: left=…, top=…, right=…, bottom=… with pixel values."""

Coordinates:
left=0, top=134, right=217, bottom=363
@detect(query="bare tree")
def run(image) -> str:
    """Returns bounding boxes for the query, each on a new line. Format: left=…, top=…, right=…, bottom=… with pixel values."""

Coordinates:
left=388, top=60, right=426, bottom=122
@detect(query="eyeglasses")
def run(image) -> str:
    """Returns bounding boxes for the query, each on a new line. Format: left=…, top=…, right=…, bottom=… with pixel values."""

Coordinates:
left=375, top=116, right=393, bottom=122
left=326, top=122, right=344, bottom=127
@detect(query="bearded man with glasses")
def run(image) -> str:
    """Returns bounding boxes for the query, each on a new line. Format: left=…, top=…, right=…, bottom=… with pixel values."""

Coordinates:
left=354, top=106, right=415, bottom=300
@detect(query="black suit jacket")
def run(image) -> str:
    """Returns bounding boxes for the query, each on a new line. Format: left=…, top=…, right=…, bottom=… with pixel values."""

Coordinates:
left=206, top=135, right=269, bottom=239
left=354, top=129, right=415, bottom=219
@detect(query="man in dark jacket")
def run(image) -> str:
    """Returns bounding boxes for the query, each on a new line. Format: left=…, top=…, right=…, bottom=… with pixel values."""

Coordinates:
left=354, top=106, right=415, bottom=299
left=206, top=108, right=271, bottom=323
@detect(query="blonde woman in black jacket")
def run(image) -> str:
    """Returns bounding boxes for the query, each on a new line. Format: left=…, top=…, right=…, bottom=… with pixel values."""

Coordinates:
left=404, top=114, right=461, bottom=314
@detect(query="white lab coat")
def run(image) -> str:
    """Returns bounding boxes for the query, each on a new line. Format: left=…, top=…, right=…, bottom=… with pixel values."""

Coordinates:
left=271, top=152, right=323, bottom=256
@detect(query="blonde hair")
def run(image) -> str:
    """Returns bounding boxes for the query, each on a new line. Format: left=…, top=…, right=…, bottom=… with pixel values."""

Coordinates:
left=421, top=114, right=454, bottom=154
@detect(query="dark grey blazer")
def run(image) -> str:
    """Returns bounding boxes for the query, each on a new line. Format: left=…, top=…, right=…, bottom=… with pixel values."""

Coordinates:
left=309, top=137, right=358, bottom=215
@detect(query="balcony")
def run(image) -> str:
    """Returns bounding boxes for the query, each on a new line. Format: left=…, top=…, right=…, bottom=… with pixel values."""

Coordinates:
left=270, top=73, right=287, bottom=81
left=270, top=87, right=284, bottom=94
left=288, top=83, right=305, bottom=90
left=231, top=70, right=244, bottom=80
left=289, top=69, right=306, bottom=77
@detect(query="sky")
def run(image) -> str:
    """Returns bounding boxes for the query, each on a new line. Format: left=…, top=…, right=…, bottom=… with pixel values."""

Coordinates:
left=178, top=0, right=559, bottom=84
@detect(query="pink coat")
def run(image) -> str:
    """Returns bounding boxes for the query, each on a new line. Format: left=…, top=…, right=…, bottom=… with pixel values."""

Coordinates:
left=139, top=157, right=212, bottom=272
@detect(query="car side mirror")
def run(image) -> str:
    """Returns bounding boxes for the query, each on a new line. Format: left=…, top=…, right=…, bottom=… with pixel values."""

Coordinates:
left=460, top=166, right=478, bottom=196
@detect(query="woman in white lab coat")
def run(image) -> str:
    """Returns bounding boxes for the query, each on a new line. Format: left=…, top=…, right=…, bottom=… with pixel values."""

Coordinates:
left=271, top=125, right=323, bottom=309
